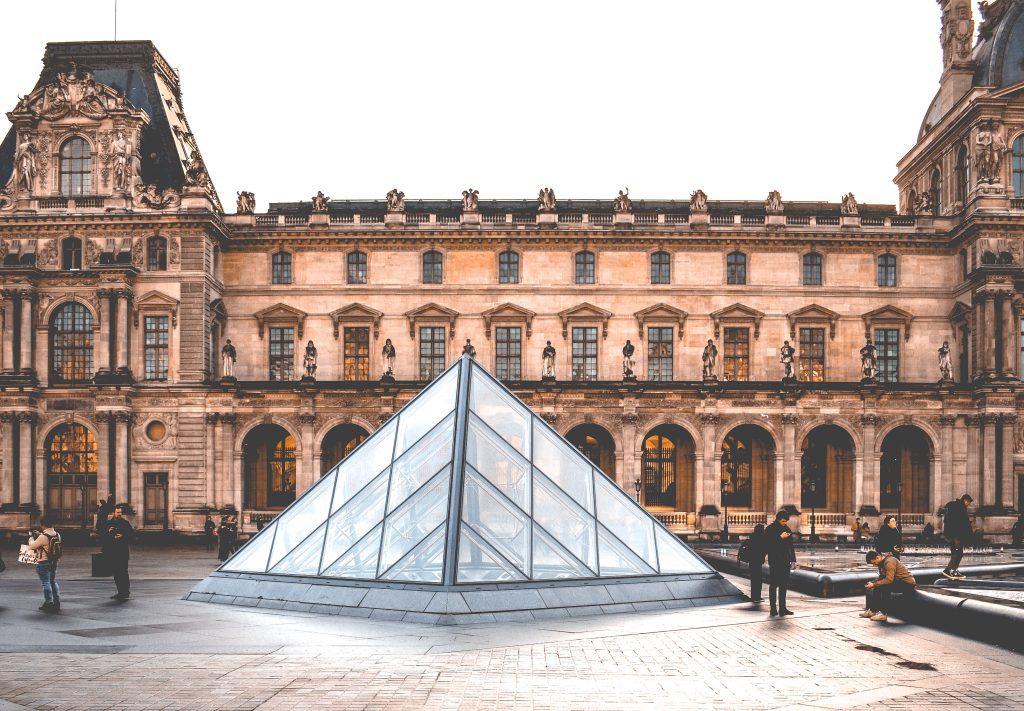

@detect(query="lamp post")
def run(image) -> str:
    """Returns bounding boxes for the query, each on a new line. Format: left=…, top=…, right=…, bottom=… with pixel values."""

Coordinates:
left=896, top=480, right=903, bottom=528
left=809, top=480, right=819, bottom=543
left=634, top=477, right=641, bottom=504
left=721, top=501, right=730, bottom=542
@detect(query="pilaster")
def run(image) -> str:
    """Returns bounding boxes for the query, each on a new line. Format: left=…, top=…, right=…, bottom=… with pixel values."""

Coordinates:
left=17, top=412, right=35, bottom=506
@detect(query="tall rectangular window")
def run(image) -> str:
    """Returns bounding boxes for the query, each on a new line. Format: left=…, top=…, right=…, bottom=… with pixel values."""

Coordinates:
left=875, top=328, right=899, bottom=383
left=143, top=316, right=169, bottom=381
left=727, top=252, right=746, bottom=285
left=419, top=326, right=446, bottom=380
left=422, top=251, right=443, bottom=284
left=572, top=326, right=598, bottom=381
left=343, top=327, right=369, bottom=380
left=650, top=252, right=670, bottom=284
left=877, top=254, right=897, bottom=287
left=499, top=251, right=519, bottom=284
left=346, top=252, right=367, bottom=284
left=723, top=327, right=750, bottom=381
left=575, top=252, right=595, bottom=284
left=647, top=327, right=673, bottom=381
left=495, top=326, right=522, bottom=381
left=272, top=252, right=292, bottom=284
left=802, top=253, right=822, bottom=286
left=799, top=327, right=825, bottom=382
left=269, top=327, right=294, bottom=381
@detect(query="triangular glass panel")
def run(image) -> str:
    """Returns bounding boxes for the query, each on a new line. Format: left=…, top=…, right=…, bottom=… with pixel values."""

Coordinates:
left=321, top=523, right=382, bottom=579
left=594, top=473, right=657, bottom=569
left=457, top=524, right=525, bottom=582
left=462, top=466, right=529, bottom=573
left=269, top=522, right=327, bottom=576
left=331, top=416, right=397, bottom=514
left=378, top=469, right=451, bottom=576
left=219, top=521, right=276, bottom=573
left=393, top=362, right=460, bottom=458
left=532, top=419, right=594, bottom=513
left=267, top=472, right=335, bottom=570
left=320, top=469, right=389, bottom=573
left=384, top=524, right=446, bottom=583
left=654, top=524, right=711, bottom=574
left=465, top=414, right=531, bottom=511
left=387, top=412, right=455, bottom=513
left=533, top=471, right=597, bottom=572
left=597, top=524, right=656, bottom=577
left=469, top=364, right=531, bottom=457
left=531, top=524, right=593, bottom=579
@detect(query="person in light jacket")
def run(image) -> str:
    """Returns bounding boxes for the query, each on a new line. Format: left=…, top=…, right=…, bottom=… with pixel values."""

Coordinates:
left=27, top=512, right=61, bottom=613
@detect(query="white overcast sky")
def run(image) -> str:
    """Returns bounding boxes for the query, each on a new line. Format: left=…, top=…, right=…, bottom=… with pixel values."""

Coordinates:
left=0, top=1, right=975, bottom=210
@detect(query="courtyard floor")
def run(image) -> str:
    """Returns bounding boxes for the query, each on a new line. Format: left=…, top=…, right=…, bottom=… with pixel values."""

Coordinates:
left=0, top=545, right=1022, bottom=710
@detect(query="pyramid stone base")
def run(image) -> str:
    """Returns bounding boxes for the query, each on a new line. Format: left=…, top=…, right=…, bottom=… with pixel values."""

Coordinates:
left=186, top=571, right=744, bottom=625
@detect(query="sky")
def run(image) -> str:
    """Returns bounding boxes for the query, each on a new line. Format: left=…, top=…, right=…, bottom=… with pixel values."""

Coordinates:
left=0, top=1, right=974, bottom=211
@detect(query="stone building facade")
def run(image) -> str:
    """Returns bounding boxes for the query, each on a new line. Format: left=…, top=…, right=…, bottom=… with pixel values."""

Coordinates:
left=2, top=3, right=1024, bottom=540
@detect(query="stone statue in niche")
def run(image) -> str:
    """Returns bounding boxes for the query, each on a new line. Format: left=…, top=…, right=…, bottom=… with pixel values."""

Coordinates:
left=542, top=340, right=557, bottom=380
left=860, top=337, right=877, bottom=381
left=221, top=339, right=237, bottom=379
left=386, top=188, right=405, bottom=212
left=690, top=189, right=708, bottom=212
left=10, top=135, right=38, bottom=193
left=942, top=2, right=974, bottom=65
left=841, top=192, right=858, bottom=215
left=303, top=341, right=318, bottom=379
left=915, top=190, right=934, bottom=215
left=702, top=339, right=718, bottom=380
left=311, top=191, right=330, bottom=213
left=938, top=341, right=953, bottom=382
left=537, top=187, right=556, bottom=213
left=613, top=188, right=632, bottom=214
left=183, top=150, right=210, bottom=188
left=462, top=339, right=476, bottom=359
left=622, top=340, right=636, bottom=380
left=764, top=190, right=783, bottom=215
left=112, top=131, right=131, bottom=193
left=381, top=338, right=396, bottom=380
left=780, top=340, right=796, bottom=381
left=236, top=191, right=255, bottom=214
left=461, top=188, right=479, bottom=212
left=976, top=120, right=1007, bottom=184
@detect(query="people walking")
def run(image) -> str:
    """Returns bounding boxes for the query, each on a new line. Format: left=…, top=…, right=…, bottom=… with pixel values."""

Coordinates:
left=861, top=549, right=916, bottom=622
left=27, top=513, right=62, bottom=612
left=764, top=511, right=796, bottom=617
left=217, top=516, right=238, bottom=562
left=204, top=515, right=216, bottom=551
left=103, top=505, right=134, bottom=600
left=942, top=493, right=973, bottom=580
left=744, top=523, right=767, bottom=603
left=874, top=515, right=903, bottom=559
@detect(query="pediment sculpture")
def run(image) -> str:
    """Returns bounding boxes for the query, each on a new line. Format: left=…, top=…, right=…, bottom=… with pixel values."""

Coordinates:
left=10, top=63, right=131, bottom=121
left=133, top=183, right=181, bottom=210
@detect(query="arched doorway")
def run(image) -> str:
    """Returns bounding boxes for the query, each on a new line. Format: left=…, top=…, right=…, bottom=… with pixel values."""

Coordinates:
left=566, top=424, right=616, bottom=478
left=880, top=426, right=931, bottom=514
left=641, top=424, right=696, bottom=510
left=46, top=424, right=98, bottom=526
left=800, top=425, right=855, bottom=513
left=243, top=424, right=297, bottom=510
left=721, top=425, right=776, bottom=512
left=320, top=423, right=370, bottom=476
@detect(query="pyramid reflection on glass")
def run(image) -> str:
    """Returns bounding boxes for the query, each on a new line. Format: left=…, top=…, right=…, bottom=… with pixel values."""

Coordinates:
left=189, top=356, right=742, bottom=623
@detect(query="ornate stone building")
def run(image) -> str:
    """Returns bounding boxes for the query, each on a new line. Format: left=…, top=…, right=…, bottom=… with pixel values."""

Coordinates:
left=2, top=3, right=1024, bottom=540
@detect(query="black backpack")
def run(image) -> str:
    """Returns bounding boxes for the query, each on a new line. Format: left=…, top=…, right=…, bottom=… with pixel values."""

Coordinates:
left=42, top=531, right=63, bottom=562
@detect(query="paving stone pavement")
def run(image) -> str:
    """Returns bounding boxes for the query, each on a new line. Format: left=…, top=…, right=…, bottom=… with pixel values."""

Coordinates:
left=1, top=545, right=1023, bottom=710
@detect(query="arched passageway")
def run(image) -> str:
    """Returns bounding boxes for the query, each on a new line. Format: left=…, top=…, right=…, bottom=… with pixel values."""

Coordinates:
left=721, top=425, right=776, bottom=512
left=320, top=424, right=370, bottom=476
left=243, top=424, right=297, bottom=509
left=566, top=424, right=616, bottom=479
left=800, top=425, right=855, bottom=512
left=879, top=426, right=931, bottom=514
left=46, top=424, right=98, bottom=526
left=641, top=424, right=696, bottom=510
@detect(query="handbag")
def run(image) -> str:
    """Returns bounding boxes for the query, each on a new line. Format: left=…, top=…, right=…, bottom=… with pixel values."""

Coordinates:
left=18, top=544, right=38, bottom=565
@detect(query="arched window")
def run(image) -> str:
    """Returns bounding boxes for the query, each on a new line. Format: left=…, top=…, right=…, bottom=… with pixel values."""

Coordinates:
left=1014, top=135, right=1024, bottom=198
left=61, top=237, right=82, bottom=270
left=59, top=137, right=92, bottom=196
left=347, top=251, right=367, bottom=284
left=955, top=145, right=969, bottom=208
left=877, top=254, right=896, bottom=287
left=50, top=302, right=93, bottom=383
left=907, top=189, right=917, bottom=215
left=960, top=248, right=968, bottom=280
left=46, top=424, right=98, bottom=526
left=271, top=251, right=292, bottom=284
left=726, top=251, right=746, bottom=285
left=802, top=252, right=822, bottom=286
left=931, top=168, right=941, bottom=214
left=642, top=432, right=676, bottom=508
left=650, top=251, right=670, bottom=284
left=498, top=250, right=519, bottom=284
left=422, top=250, right=443, bottom=284
left=575, top=251, right=595, bottom=284
left=147, top=236, right=167, bottom=271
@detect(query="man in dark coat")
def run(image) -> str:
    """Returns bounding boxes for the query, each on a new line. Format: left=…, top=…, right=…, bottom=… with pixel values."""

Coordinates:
left=764, top=510, right=797, bottom=616
left=742, top=523, right=768, bottom=603
left=104, top=505, right=134, bottom=600
left=942, top=493, right=973, bottom=580
left=217, top=516, right=238, bottom=562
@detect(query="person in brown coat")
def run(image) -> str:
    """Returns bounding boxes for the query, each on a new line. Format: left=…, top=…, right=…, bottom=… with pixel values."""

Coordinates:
left=860, top=549, right=916, bottom=622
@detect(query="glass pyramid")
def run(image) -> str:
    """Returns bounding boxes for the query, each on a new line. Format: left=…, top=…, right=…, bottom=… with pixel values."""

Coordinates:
left=221, top=356, right=711, bottom=584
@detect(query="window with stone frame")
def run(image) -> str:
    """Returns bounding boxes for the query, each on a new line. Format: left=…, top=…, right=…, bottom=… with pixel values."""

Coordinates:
left=650, top=251, right=670, bottom=285
left=727, top=251, right=747, bottom=285
left=268, top=327, right=294, bottom=380
left=61, top=237, right=82, bottom=270
left=143, top=315, right=170, bottom=381
left=955, top=145, right=969, bottom=207
left=495, top=326, right=522, bottom=381
left=931, top=168, right=941, bottom=214
left=419, top=326, right=446, bottom=379
left=723, top=327, right=750, bottom=381
left=147, top=236, right=167, bottom=271
left=271, top=251, right=292, bottom=285
left=571, top=326, right=598, bottom=381
left=498, top=251, right=519, bottom=284
left=575, top=251, right=595, bottom=285
left=422, top=250, right=443, bottom=284
left=343, top=327, right=370, bottom=380
left=877, top=253, right=896, bottom=287
left=802, top=253, right=822, bottom=286
left=647, top=327, right=673, bottom=381
left=1013, top=135, right=1024, bottom=198
left=799, top=327, right=825, bottom=382
left=50, top=302, right=93, bottom=383
left=59, top=137, right=91, bottom=196
left=875, top=328, right=899, bottom=383
left=346, top=251, right=367, bottom=284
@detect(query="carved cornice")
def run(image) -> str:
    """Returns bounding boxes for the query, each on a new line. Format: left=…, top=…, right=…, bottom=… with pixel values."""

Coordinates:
left=329, top=303, right=383, bottom=340
left=860, top=414, right=882, bottom=426
left=482, top=302, right=536, bottom=338
left=862, top=304, right=914, bottom=341
left=404, top=302, right=459, bottom=340
left=633, top=303, right=688, bottom=339
left=557, top=302, right=612, bottom=339
left=710, top=303, right=764, bottom=340
left=254, top=303, right=307, bottom=339
left=699, top=413, right=720, bottom=426
left=781, top=414, right=799, bottom=425
left=787, top=304, right=839, bottom=340
left=938, top=414, right=958, bottom=426
left=298, top=413, right=317, bottom=426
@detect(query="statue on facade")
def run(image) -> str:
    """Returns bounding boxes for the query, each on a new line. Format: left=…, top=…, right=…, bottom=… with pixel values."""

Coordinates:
left=221, top=339, right=237, bottom=379
left=702, top=339, right=718, bottom=380
left=112, top=131, right=131, bottom=193
left=613, top=188, right=632, bottom=214
left=537, top=187, right=557, bottom=213
left=134, top=183, right=181, bottom=210
left=461, top=188, right=479, bottom=212
left=938, top=341, right=953, bottom=381
left=311, top=191, right=330, bottom=213
left=236, top=191, right=255, bottom=214
left=915, top=190, right=934, bottom=215
left=764, top=190, right=783, bottom=215
left=183, top=150, right=210, bottom=188
left=690, top=189, right=708, bottom=212
left=11, top=135, right=38, bottom=193
left=942, top=2, right=974, bottom=65
left=976, top=120, right=1007, bottom=184
left=462, top=338, right=476, bottom=359
left=381, top=338, right=396, bottom=380
left=860, top=337, right=877, bottom=381
left=542, top=340, right=557, bottom=380
left=780, top=340, right=796, bottom=381
left=303, top=340, right=318, bottom=379
left=386, top=188, right=405, bottom=212
left=841, top=192, right=859, bottom=215
left=622, top=340, right=636, bottom=380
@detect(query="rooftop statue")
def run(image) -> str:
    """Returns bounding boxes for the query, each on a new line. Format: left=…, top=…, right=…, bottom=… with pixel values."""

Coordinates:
left=461, top=188, right=479, bottom=212
left=236, top=191, right=255, bottom=214
left=386, top=188, right=405, bottom=213
left=765, top=190, right=783, bottom=215
left=134, top=183, right=181, bottom=210
left=183, top=150, right=210, bottom=188
left=841, top=192, right=858, bottom=215
left=690, top=189, right=708, bottom=212
left=311, top=191, right=330, bottom=213
left=613, top=188, right=632, bottom=214
left=942, top=2, right=974, bottom=65
left=537, top=187, right=557, bottom=213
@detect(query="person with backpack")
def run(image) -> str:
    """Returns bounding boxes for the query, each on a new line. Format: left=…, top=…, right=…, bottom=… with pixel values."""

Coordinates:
left=764, top=511, right=797, bottom=617
left=104, top=505, right=134, bottom=600
left=942, top=493, right=973, bottom=580
left=203, top=515, right=217, bottom=552
left=738, top=523, right=767, bottom=603
left=27, top=512, right=62, bottom=612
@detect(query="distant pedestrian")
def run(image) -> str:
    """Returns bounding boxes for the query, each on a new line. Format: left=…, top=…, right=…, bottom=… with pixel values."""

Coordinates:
left=104, top=505, right=134, bottom=600
left=203, top=515, right=216, bottom=551
left=217, top=516, right=238, bottom=562
left=27, top=512, right=62, bottom=613
left=861, top=522, right=871, bottom=539
left=860, top=549, right=916, bottom=622
left=1010, top=514, right=1023, bottom=549
left=851, top=518, right=862, bottom=543
left=942, top=493, right=973, bottom=580
left=874, top=515, right=903, bottom=558
left=740, top=523, right=767, bottom=603
left=764, top=511, right=796, bottom=617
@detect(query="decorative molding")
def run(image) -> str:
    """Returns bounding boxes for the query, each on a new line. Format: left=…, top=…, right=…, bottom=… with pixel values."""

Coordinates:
left=699, top=413, right=720, bottom=426
left=788, top=304, right=840, bottom=340
left=329, top=303, right=383, bottom=340
left=557, top=302, right=612, bottom=339
left=404, top=302, right=459, bottom=340
left=540, top=412, right=559, bottom=424
left=254, top=303, right=308, bottom=339
left=482, top=302, right=537, bottom=338
left=633, top=303, right=688, bottom=339
left=133, top=290, right=180, bottom=328
left=860, top=414, right=882, bottom=426
left=298, top=413, right=318, bottom=426
left=938, top=414, right=958, bottom=426
left=861, top=304, right=914, bottom=341
left=710, top=303, right=764, bottom=340
left=781, top=414, right=799, bottom=425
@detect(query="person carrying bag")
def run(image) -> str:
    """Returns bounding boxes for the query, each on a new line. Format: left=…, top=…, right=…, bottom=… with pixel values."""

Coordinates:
left=27, top=513, right=63, bottom=612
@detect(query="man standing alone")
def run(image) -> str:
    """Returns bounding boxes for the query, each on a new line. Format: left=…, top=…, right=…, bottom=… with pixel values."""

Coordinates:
left=104, top=505, right=134, bottom=600
left=764, top=510, right=797, bottom=616
left=942, top=493, right=973, bottom=580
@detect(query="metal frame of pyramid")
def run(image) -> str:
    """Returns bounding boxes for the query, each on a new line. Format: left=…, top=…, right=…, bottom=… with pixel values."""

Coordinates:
left=186, top=355, right=742, bottom=624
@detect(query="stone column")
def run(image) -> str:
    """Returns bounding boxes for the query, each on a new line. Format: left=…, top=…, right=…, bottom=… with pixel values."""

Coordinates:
left=981, top=413, right=999, bottom=507
left=619, top=413, right=637, bottom=493
left=974, top=294, right=988, bottom=381
left=114, top=413, right=131, bottom=505
left=206, top=414, right=218, bottom=507
left=965, top=415, right=982, bottom=501
left=97, top=414, right=111, bottom=503
left=1001, top=414, right=1016, bottom=509
left=699, top=414, right=719, bottom=516
left=95, top=290, right=112, bottom=378
left=781, top=414, right=798, bottom=506
left=984, top=294, right=997, bottom=378
left=19, top=292, right=34, bottom=376
left=220, top=414, right=237, bottom=508
left=1002, top=295, right=1018, bottom=378
left=937, top=415, right=957, bottom=514
left=0, top=413, right=13, bottom=504
left=299, top=413, right=316, bottom=495
left=116, top=290, right=132, bottom=376
left=1, top=293, right=14, bottom=374
left=18, top=413, right=34, bottom=506
left=860, top=414, right=879, bottom=512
